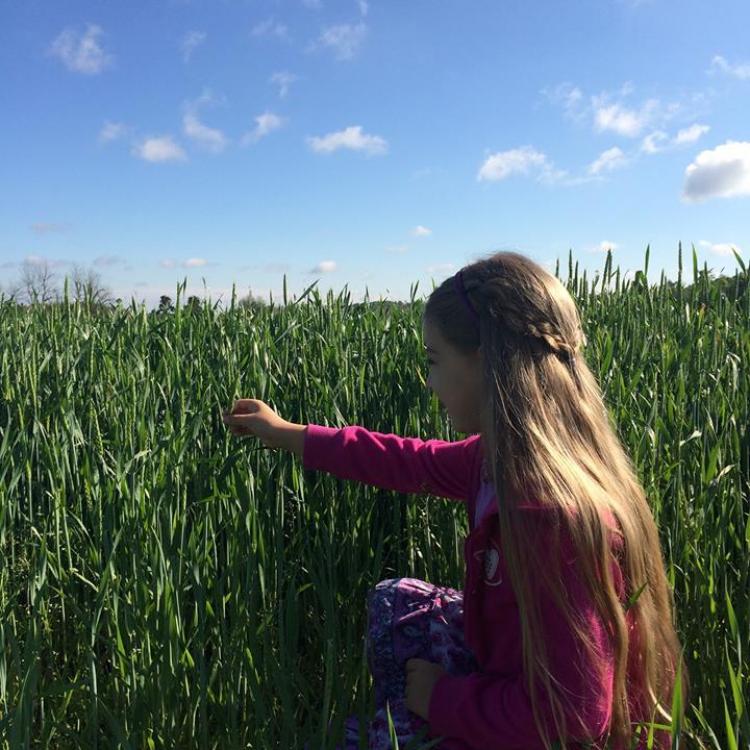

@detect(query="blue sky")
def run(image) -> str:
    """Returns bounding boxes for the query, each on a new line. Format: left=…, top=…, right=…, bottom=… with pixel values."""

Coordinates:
left=2, top=0, right=748, bottom=310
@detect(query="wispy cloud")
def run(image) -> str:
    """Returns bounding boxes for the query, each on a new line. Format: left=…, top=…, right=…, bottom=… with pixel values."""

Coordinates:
left=160, top=258, right=218, bottom=269
left=699, top=240, right=743, bottom=257
left=592, top=98, right=661, bottom=137
left=477, top=145, right=603, bottom=187
left=98, top=120, right=129, bottom=144
left=31, top=222, right=72, bottom=235
left=587, top=241, right=619, bottom=254
left=181, top=89, right=229, bottom=153
left=708, top=55, right=750, bottom=80
left=270, top=71, right=298, bottom=98
left=251, top=18, right=290, bottom=41
left=183, top=113, right=228, bottom=153
left=93, top=254, right=129, bottom=268
left=185, top=88, right=226, bottom=111
left=241, top=112, right=286, bottom=145
left=542, top=81, right=694, bottom=139
left=23, top=255, right=72, bottom=269
left=310, top=260, right=337, bottom=273
left=411, top=225, right=432, bottom=237
left=132, top=136, right=187, bottom=163
left=588, top=147, right=628, bottom=175
left=539, top=82, right=586, bottom=123
left=682, top=140, right=750, bottom=202
left=307, top=125, right=387, bottom=155
left=477, top=146, right=565, bottom=184
left=313, top=22, right=366, bottom=60
left=673, top=124, right=711, bottom=144
left=181, top=31, right=206, bottom=63
left=48, top=23, right=114, bottom=74
left=600, top=240, right=618, bottom=253
left=640, top=123, right=710, bottom=154
left=640, top=130, right=669, bottom=154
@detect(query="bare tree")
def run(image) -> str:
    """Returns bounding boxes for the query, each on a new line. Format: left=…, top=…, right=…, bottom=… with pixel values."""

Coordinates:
left=0, top=260, right=115, bottom=308
left=4, top=259, right=61, bottom=305
left=66, top=263, right=114, bottom=306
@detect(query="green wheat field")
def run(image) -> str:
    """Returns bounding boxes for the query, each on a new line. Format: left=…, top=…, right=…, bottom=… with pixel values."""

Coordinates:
left=0, top=245, right=747, bottom=749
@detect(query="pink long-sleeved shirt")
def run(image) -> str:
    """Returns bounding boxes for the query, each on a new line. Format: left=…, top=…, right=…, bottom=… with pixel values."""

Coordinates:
left=302, top=423, right=663, bottom=750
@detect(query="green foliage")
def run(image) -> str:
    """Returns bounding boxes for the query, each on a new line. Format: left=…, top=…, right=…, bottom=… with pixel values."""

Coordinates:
left=0, top=244, right=747, bottom=748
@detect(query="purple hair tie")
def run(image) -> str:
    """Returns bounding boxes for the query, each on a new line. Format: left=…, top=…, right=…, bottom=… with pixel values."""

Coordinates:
left=453, top=270, right=480, bottom=325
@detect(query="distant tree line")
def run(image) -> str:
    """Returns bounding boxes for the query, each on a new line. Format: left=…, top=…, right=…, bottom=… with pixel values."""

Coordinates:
left=1, top=257, right=746, bottom=314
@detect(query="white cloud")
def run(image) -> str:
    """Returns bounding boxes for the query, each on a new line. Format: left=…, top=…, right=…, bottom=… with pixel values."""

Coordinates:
left=183, top=113, right=228, bottom=153
left=251, top=18, right=290, bottom=40
left=270, top=71, right=298, bottom=98
left=181, top=31, right=206, bottom=63
left=179, top=89, right=228, bottom=152
left=640, top=124, right=710, bottom=154
left=640, top=130, right=670, bottom=154
left=595, top=241, right=618, bottom=253
left=132, top=136, right=187, bottom=163
left=98, top=120, right=128, bottom=143
left=160, top=258, right=215, bottom=269
left=593, top=99, right=660, bottom=137
left=544, top=81, right=699, bottom=142
left=311, top=260, right=337, bottom=273
left=477, top=146, right=548, bottom=181
left=48, top=23, right=114, bottom=74
left=699, top=240, right=743, bottom=257
left=315, top=22, right=366, bottom=60
left=307, top=125, right=387, bottom=155
left=477, top=145, right=592, bottom=186
left=385, top=245, right=409, bottom=254
left=588, top=147, right=628, bottom=175
left=358, top=1, right=369, bottom=15
left=708, top=55, right=750, bottom=80
left=412, top=225, right=432, bottom=237
left=241, top=112, right=285, bottom=145
left=673, top=124, right=711, bottom=144
left=682, top=140, right=750, bottom=202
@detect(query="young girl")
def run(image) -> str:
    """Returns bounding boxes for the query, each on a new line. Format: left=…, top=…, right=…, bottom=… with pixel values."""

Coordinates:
left=222, top=251, right=689, bottom=750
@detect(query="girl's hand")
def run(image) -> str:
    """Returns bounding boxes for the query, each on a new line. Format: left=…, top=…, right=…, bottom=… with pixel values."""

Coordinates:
left=404, top=658, right=447, bottom=722
left=221, top=399, right=290, bottom=449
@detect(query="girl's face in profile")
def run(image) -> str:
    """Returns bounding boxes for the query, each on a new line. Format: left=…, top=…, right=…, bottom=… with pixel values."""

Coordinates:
left=422, top=320, right=483, bottom=434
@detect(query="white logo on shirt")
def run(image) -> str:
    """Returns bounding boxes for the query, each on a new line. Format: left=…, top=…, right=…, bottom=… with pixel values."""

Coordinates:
left=473, top=540, right=503, bottom=587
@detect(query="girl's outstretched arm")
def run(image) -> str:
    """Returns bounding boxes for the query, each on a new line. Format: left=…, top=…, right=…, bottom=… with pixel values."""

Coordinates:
left=300, top=423, right=482, bottom=503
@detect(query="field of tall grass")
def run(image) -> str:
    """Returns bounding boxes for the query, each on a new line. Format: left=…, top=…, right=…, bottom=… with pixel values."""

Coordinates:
left=0, top=245, right=747, bottom=749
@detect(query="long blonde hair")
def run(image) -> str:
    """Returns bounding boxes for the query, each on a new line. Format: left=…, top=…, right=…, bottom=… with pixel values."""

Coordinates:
left=423, top=252, right=688, bottom=749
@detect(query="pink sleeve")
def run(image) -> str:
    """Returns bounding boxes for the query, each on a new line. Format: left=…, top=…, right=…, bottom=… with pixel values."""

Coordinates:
left=302, top=423, right=481, bottom=502
left=427, top=524, right=615, bottom=749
